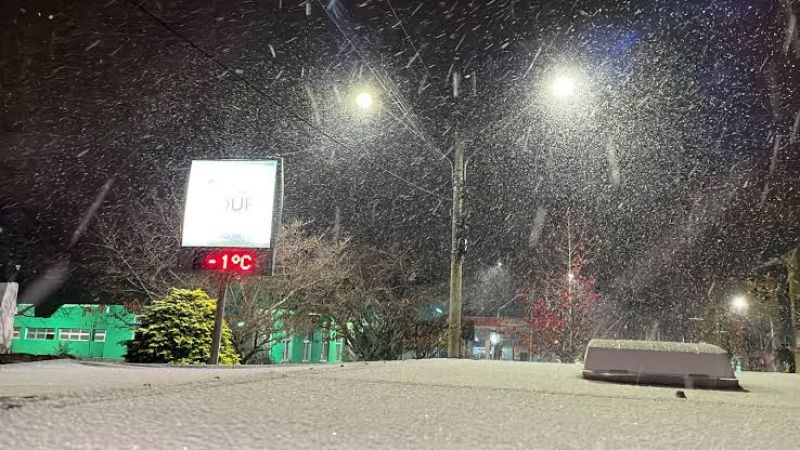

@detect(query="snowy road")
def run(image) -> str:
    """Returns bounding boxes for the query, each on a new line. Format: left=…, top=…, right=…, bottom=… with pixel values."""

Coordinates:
left=1, top=359, right=798, bottom=449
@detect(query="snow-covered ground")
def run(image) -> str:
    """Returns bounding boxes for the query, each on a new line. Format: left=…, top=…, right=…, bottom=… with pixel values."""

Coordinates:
left=1, top=359, right=798, bottom=449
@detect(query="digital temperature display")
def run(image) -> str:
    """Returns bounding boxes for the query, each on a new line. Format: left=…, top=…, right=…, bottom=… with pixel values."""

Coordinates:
left=190, top=249, right=259, bottom=274
left=178, top=159, right=282, bottom=277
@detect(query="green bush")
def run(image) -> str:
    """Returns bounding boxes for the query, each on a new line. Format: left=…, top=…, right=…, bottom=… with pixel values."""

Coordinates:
left=126, top=288, right=239, bottom=365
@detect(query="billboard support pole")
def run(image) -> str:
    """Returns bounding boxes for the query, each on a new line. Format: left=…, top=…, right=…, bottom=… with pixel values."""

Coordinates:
left=208, top=275, right=229, bottom=365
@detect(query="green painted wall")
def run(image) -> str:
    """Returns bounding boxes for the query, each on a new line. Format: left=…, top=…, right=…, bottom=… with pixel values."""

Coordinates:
left=268, top=327, right=344, bottom=364
left=12, top=304, right=343, bottom=364
left=11, top=304, right=136, bottom=360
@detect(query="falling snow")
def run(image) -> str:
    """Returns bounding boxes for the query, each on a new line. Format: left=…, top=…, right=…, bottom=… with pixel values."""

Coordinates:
left=1, top=0, right=799, bottom=342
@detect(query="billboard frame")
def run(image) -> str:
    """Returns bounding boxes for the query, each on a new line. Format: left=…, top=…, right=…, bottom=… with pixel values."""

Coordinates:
left=177, top=157, right=284, bottom=276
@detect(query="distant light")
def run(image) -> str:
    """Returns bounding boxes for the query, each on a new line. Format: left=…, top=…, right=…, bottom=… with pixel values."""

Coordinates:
left=355, top=92, right=373, bottom=110
left=497, top=261, right=503, bottom=267
left=567, top=272, right=575, bottom=280
left=435, top=307, right=443, bottom=315
left=551, top=75, right=576, bottom=98
left=731, top=295, right=748, bottom=314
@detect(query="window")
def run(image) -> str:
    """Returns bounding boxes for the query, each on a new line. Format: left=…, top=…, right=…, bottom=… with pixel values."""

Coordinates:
left=59, top=328, right=90, bottom=341
left=12, top=327, right=20, bottom=339
left=281, top=338, right=291, bottom=362
left=302, top=336, right=312, bottom=362
left=320, top=339, right=329, bottom=362
left=94, top=330, right=106, bottom=342
left=25, top=328, right=55, bottom=340
left=335, top=341, right=343, bottom=362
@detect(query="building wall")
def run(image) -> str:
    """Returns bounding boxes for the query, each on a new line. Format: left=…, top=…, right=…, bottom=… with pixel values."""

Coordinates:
left=469, top=317, right=533, bottom=361
left=268, top=327, right=344, bottom=364
left=11, top=304, right=136, bottom=360
left=13, top=304, right=345, bottom=364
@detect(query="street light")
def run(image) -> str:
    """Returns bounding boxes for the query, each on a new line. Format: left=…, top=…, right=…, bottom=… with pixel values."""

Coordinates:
left=550, top=75, right=576, bottom=98
left=731, top=295, right=748, bottom=314
left=355, top=91, right=374, bottom=110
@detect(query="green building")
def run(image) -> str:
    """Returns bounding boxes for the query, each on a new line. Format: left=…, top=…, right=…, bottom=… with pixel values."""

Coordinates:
left=267, top=326, right=345, bottom=364
left=11, top=304, right=136, bottom=360
left=11, top=303, right=345, bottom=364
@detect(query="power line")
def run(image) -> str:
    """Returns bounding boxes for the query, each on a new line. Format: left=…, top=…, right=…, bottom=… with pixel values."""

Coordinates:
left=129, top=1, right=326, bottom=143
left=124, top=0, right=446, bottom=200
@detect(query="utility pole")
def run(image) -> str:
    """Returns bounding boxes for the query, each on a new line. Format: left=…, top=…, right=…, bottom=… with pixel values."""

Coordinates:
left=787, top=247, right=799, bottom=370
left=447, top=132, right=466, bottom=358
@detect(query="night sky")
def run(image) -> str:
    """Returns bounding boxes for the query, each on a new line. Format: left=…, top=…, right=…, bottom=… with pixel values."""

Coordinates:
left=1, top=0, right=798, bottom=337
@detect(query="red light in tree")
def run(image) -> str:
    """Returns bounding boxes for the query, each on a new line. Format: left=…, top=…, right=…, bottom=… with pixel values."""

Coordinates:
left=201, top=249, right=257, bottom=274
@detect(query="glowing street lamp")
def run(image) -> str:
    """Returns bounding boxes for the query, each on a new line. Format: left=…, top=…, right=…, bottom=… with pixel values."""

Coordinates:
left=355, top=91, right=374, bottom=110
left=730, top=295, right=748, bottom=314
left=550, top=75, right=577, bottom=98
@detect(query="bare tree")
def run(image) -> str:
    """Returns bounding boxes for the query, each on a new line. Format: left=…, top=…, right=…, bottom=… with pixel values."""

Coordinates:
left=85, top=195, right=442, bottom=363
left=225, top=221, right=357, bottom=363
left=404, top=316, right=447, bottom=359
left=224, top=277, right=281, bottom=364
left=279, top=237, right=442, bottom=361
left=86, top=188, right=200, bottom=302
left=524, top=210, right=610, bottom=362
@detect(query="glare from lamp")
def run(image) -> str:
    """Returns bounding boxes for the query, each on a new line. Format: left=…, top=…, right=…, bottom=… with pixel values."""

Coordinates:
left=551, top=75, right=576, bottom=98
left=355, top=92, right=374, bottom=110
left=731, top=295, right=748, bottom=314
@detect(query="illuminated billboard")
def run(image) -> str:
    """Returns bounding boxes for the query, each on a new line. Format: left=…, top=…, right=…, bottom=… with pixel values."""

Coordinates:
left=179, top=159, right=283, bottom=276
left=181, top=159, right=281, bottom=249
